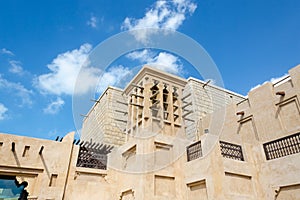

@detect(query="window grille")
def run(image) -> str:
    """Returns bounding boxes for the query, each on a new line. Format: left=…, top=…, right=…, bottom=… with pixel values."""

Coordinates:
left=220, top=141, right=244, bottom=161
left=263, top=132, right=300, bottom=160
left=76, top=142, right=113, bottom=170
left=187, top=140, right=202, bottom=161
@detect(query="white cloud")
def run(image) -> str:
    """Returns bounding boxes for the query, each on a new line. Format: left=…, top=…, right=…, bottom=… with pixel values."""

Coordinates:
left=0, top=103, right=8, bottom=120
left=87, top=16, right=97, bottom=28
left=9, top=60, right=24, bottom=75
left=94, top=50, right=182, bottom=95
left=250, top=74, right=289, bottom=92
left=43, top=97, right=65, bottom=114
left=126, top=49, right=155, bottom=62
left=96, top=65, right=132, bottom=94
left=36, top=43, right=101, bottom=96
left=1, top=48, right=14, bottom=56
left=126, top=49, right=182, bottom=75
left=121, top=0, right=197, bottom=43
left=0, top=75, right=33, bottom=106
left=148, top=52, right=182, bottom=74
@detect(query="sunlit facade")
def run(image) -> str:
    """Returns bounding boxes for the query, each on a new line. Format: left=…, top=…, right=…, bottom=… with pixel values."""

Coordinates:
left=0, top=65, right=300, bottom=200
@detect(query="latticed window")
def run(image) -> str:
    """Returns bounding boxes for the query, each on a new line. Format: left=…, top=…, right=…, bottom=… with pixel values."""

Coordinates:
left=219, top=141, right=244, bottom=161
left=263, top=132, right=300, bottom=160
left=76, top=142, right=113, bottom=170
left=187, top=140, right=202, bottom=161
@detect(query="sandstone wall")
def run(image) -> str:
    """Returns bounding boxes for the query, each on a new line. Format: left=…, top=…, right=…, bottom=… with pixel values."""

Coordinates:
left=81, top=87, right=127, bottom=146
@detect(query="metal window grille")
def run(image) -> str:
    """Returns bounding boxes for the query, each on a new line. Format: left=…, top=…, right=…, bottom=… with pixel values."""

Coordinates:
left=263, top=132, right=300, bottom=160
left=220, top=141, right=244, bottom=161
left=187, top=140, right=202, bottom=162
left=76, top=142, right=113, bottom=170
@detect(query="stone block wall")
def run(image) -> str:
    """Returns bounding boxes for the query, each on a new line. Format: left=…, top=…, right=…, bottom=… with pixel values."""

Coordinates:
left=184, top=78, right=246, bottom=141
left=81, top=87, right=127, bottom=146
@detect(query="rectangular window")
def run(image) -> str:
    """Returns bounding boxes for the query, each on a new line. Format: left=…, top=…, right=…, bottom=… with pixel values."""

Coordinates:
left=263, top=132, right=300, bottom=160
left=187, top=140, right=202, bottom=161
left=220, top=141, right=244, bottom=161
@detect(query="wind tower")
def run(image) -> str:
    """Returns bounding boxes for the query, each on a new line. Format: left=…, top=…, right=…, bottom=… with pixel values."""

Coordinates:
left=123, top=66, right=188, bottom=139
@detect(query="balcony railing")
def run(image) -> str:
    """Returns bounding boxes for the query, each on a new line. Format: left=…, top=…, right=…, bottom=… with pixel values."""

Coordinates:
left=263, top=132, right=300, bottom=160
left=220, top=141, right=244, bottom=161
left=187, top=140, right=202, bottom=162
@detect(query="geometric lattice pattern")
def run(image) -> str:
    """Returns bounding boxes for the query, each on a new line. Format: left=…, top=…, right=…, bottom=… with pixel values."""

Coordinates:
left=220, top=141, right=244, bottom=161
left=76, top=142, right=114, bottom=170
left=187, top=140, right=202, bottom=162
left=263, top=132, right=300, bottom=160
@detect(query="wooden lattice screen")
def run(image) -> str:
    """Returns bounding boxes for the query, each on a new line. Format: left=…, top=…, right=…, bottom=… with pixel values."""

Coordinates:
left=187, top=140, right=202, bottom=162
left=220, top=141, right=244, bottom=161
left=263, top=132, right=300, bottom=160
left=76, top=141, right=114, bottom=170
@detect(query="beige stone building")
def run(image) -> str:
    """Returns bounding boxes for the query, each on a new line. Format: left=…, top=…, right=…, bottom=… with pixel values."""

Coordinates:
left=81, top=66, right=245, bottom=146
left=0, top=65, right=300, bottom=200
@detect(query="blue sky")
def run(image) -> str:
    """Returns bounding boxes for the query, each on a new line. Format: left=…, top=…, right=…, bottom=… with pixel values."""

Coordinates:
left=0, top=0, right=299, bottom=139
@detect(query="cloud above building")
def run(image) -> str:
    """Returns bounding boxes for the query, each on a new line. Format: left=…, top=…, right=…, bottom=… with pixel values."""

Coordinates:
left=96, top=65, right=132, bottom=94
left=9, top=60, right=24, bottom=75
left=43, top=97, right=65, bottom=115
left=0, top=75, right=33, bottom=107
left=36, top=43, right=101, bottom=96
left=122, top=0, right=197, bottom=43
left=34, top=1, right=197, bottom=114
left=126, top=49, right=183, bottom=75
